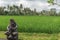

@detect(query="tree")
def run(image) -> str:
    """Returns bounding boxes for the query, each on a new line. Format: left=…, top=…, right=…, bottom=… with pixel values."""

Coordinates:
left=23, top=8, right=31, bottom=15
left=49, top=8, right=56, bottom=16
left=20, top=4, right=23, bottom=9
left=47, top=0, right=54, bottom=5
left=13, top=5, right=19, bottom=15
left=18, top=4, right=24, bottom=15
left=0, top=7, right=5, bottom=15
left=47, top=0, right=60, bottom=6
left=33, top=8, right=38, bottom=15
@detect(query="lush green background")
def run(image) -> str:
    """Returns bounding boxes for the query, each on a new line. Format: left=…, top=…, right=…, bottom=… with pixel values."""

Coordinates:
left=0, top=16, right=60, bottom=33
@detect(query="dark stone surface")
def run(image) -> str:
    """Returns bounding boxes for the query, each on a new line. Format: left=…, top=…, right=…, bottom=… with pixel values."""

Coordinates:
left=5, top=20, right=18, bottom=40
left=5, top=26, right=18, bottom=40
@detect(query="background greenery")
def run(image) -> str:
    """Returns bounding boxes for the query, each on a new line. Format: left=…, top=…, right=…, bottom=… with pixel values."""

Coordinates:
left=0, top=16, right=60, bottom=33
left=0, top=3, right=59, bottom=16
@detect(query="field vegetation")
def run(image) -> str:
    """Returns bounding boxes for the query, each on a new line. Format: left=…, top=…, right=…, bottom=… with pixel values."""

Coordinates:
left=0, top=16, right=60, bottom=33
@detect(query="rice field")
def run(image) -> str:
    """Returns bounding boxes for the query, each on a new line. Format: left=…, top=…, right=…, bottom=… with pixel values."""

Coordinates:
left=0, top=16, right=60, bottom=33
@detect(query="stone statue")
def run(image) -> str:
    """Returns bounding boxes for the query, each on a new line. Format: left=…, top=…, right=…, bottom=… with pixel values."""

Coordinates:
left=5, top=19, right=18, bottom=40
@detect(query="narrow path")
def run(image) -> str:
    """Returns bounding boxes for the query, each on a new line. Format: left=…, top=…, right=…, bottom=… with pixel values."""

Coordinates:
left=0, top=38, right=7, bottom=40
left=0, top=31, right=60, bottom=40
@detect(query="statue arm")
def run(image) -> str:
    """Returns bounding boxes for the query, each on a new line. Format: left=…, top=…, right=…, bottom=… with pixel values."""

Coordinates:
left=7, top=25, right=11, bottom=31
left=7, top=25, right=10, bottom=31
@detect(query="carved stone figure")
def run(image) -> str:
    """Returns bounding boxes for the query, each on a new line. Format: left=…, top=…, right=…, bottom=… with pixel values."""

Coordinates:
left=5, top=19, right=18, bottom=40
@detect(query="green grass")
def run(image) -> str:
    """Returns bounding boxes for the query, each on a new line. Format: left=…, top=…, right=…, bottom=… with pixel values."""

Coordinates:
left=0, top=31, right=60, bottom=40
left=0, top=16, right=60, bottom=33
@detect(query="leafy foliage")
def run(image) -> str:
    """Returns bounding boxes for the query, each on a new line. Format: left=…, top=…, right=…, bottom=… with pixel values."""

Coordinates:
left=47, top=0, right=54, bottom=5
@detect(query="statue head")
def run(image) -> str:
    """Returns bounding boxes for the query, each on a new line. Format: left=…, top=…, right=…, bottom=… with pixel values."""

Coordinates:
left=10, top=19, right=16, bottom=27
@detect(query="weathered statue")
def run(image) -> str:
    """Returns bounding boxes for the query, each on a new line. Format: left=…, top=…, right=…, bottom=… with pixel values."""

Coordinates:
left=5, top=19, right=18, bottom=40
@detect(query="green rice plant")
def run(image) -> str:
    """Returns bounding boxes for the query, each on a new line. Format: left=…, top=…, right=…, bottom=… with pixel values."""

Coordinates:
left=0, top=16, right=60, bottom=33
